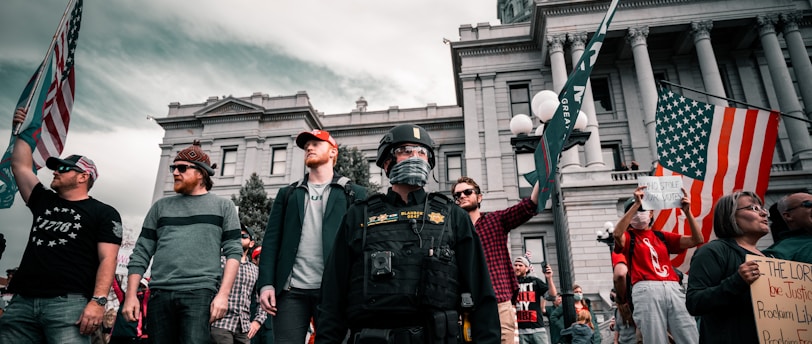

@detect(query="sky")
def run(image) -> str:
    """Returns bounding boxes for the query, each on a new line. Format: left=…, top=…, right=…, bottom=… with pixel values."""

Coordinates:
left=0, top=1, right=497, bottom=275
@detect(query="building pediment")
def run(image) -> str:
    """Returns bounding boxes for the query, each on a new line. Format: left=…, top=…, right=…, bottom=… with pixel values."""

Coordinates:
left=194, top=97, right=264, bottom=117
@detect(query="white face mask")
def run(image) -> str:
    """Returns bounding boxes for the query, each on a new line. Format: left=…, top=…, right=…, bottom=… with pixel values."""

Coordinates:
left=630, top=211, right=651, bottom=230
left=573, top=293, right=584, bottom=301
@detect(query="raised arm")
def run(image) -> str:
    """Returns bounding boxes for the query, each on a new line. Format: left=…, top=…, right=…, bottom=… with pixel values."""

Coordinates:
left=10, top=108, right=40, bottom=203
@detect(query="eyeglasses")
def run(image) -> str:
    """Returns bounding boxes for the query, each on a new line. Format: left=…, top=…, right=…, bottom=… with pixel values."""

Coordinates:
left=169, top=164, right=199, bottom=174
left=736, top=204, right=767, bottom=213
left=785, top=200, right=812, bottom=212
left=392, top=145, right=428, bottom=157
left=241, top=233, right=251, bottom=239
left=453, top=188, right=477, bottom=200
left=56, top=165, right=83, bottom=174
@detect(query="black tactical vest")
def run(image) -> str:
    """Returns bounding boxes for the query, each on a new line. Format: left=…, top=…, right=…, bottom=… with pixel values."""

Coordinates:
left=346, top=193, right=460, bottom=319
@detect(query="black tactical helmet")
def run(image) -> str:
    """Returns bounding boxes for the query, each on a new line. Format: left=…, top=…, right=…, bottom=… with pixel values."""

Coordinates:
left=376, top=124, right=436, bottom=171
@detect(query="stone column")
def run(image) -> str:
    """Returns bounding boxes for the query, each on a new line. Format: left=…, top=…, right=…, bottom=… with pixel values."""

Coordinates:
left=757, top=15, right=812, bottom=160
left=461, top=74, right=484, bottom=184
left=568, top=32, right=605, bottom=168
left=627, top=26, right=659, bottom=163
left=481, top=73, right=504, bottom=191
left=780, top=12, right=812, bottom=120
left=691, top=20, right=728, bottom=106
left=552, top=33, right=579, bottom=170
left=548, top=34, right=568, bottom=91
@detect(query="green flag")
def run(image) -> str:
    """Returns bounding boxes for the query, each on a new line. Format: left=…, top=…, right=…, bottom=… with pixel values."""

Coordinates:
left=534, top=0, right=620, bottom=212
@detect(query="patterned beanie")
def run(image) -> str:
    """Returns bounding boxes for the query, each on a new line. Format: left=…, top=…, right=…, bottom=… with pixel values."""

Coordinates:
left=174, top=140, right=216, bottom=176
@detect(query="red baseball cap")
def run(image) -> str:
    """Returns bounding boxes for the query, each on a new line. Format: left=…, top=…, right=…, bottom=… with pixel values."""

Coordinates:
left=296, top=130, right=337, bottom=149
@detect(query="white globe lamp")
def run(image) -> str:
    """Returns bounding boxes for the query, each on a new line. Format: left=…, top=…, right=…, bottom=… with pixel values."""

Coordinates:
left=534, top=124, right=545, bottom=136
left=537, top=99, right=559, bottom=123
left=510, top=114, right=534, bottom=136
left=531, top=90, right=558, bottom=119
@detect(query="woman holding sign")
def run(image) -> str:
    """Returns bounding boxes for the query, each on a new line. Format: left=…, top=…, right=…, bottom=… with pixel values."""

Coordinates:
left=686, top=191, right=768, bottom=344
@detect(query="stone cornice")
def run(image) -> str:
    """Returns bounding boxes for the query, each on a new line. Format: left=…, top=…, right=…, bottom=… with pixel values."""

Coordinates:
left=539, top=0, right=697, bottom=17
left=458, top=42, right=539, bottom=57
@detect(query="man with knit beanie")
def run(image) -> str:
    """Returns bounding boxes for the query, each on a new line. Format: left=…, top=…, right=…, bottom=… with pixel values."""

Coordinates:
left=514, top=256, right=557, bottom=344
left=123, top=141, right=243, bottom=343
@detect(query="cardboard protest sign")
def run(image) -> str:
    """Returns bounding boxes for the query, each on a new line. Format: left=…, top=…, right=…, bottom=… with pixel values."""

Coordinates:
left=747, top=254, right=812, bottom=344
left=638, top=176, right=683, bottom=210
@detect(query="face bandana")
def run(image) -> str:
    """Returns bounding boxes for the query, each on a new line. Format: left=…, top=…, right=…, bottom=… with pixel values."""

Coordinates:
left=630, top=211, right=651, bottom=230
left=388, top=157, right=430, bottom=186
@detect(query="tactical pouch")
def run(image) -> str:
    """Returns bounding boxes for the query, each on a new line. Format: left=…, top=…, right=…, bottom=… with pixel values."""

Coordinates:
left=419, top=246, right=459, bottom=309
left=354, top=328, right=391, bottom=344
left=427, top=310, right=460, bottom=344
left=354, top=327, right=424, bottom=344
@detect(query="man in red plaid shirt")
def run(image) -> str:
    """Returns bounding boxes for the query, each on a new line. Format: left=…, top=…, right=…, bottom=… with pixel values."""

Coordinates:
left=453, top=177, right=539, bottom=344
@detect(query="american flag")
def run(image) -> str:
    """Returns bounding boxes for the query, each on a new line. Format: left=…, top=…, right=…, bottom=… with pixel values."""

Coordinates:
left=0, top=0, right=82, bottom=208
left=651, top=87, right=780, bottom=272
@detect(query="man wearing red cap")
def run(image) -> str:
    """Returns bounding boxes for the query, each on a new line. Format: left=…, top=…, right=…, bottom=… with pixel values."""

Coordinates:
left=257, top=129, right=366, bottom=344
left=123, top=141, right=243, bottom=343
left=0, top=109, right=123, bottom=343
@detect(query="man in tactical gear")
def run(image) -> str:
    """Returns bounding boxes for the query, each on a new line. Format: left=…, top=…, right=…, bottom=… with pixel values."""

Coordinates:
left=316, top=124, right=500, bottom=344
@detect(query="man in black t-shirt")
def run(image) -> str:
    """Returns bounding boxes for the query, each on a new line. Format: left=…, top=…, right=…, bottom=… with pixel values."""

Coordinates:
left=515, top=256, right=557, bottom=344
left=0, top=108, right=122, bottom=344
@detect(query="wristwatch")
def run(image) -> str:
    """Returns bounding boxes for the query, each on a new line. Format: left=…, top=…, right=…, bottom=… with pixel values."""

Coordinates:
left=90, top=296, right=107, bottom=306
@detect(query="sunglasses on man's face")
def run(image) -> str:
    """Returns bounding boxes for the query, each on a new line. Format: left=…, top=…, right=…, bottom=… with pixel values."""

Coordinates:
left=241, top=233, right=252, bottom=239
left=786, top=200, right=812, bottom=212
left=453, top=188, right=477, bottom=200
left=56, top=165, right=83, bottom=174
left=169, top=164, right=199, bottom=174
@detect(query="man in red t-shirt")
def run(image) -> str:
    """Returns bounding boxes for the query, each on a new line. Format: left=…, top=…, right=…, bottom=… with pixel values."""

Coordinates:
left=613, top=186, right=702, bottom=344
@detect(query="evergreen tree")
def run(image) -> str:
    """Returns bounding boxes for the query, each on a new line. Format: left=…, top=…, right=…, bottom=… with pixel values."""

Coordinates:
left=231, top=172, right=272, bottom=245
left=336, top=144, right=380, bottom=195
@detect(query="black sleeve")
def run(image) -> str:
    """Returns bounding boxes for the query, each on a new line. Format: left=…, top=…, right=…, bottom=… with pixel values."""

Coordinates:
left=452, top=206, right=500, bottom=344
left=685, top=243, right=748, bottom=316
left=315, top=209, right=354, bottom=343
left=257, top=187, right=289, bottom=289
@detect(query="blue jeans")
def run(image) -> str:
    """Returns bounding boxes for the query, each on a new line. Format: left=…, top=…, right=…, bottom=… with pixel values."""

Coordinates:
left=273, top=288, right=319, bottom=344
left=632, top=281, right=698, bottom=344
left=147, top=289, right=214, bottom=344
left=0, top=294, right=90, bottom=344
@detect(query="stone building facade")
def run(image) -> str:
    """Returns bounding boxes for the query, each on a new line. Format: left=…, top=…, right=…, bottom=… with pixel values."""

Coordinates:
left=152, top=0, right=812, bottom=323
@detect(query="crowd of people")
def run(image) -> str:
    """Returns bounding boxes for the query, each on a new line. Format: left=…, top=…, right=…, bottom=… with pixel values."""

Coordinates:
left=0, top=106, right=811, bottom=344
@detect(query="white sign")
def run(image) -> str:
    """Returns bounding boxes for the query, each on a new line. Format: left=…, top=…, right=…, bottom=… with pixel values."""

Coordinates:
left=638, top=176, right=683, bottom=210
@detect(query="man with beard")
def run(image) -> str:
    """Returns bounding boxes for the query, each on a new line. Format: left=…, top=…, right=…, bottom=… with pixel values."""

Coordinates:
left=123, top=141, right=243, bottom=343
left=452, top=176, right=540, bottom=344
left=764, top=192, right=812, bottom=263
left=316, top=124, right=499, bottom=344
left=514, top=256, right=556, bottom=344
left=0, top=108, right=122, bottom=343
left=211, top=224, right=268, bottom=344
left=257, top=130, right=366, bottom=344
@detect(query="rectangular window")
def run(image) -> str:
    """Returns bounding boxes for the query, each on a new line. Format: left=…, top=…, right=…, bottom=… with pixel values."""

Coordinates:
left=509, top=84, right=531, bottom=117
left=369, top=160, right=383, bottom=186
left=523, top=237, right=546, bottom=274
left=516, top=152, right=535, bottom=198
left=446, top=154, right=463, bottom=184
left=221, top=148, right=237, bottom=176
left=602, top=144, right=621, bottom=171
left=270, top=147, right=286, bottom=175
left=591, top=76, right=614, bottom=114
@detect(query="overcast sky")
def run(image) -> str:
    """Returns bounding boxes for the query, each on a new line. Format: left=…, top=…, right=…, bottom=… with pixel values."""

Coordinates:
left=0, top=1, right=497, bottom=274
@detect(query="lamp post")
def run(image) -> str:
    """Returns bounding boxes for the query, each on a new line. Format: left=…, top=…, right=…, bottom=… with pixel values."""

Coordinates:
left=509, top=114, right=591, bottom=328
left=596, top=221, right=615, bottom=252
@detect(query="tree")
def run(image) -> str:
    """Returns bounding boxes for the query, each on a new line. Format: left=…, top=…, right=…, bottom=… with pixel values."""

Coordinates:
left=231, top=173, right=272, bottom=245
left=336, top=144, right=380, bottom=195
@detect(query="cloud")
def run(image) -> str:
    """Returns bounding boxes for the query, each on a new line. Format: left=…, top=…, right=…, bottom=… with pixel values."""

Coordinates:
left=0, top=0, right=496, bottom=275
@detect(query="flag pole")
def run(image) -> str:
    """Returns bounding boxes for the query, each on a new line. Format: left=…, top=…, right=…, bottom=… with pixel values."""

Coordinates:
left=13, top=0, right=77, bottom=136
left=658, top=79, right=812, bottom=124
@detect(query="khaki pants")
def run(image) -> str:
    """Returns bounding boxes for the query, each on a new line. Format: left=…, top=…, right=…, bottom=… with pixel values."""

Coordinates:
left=498, top=300, right=517, bottom=344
